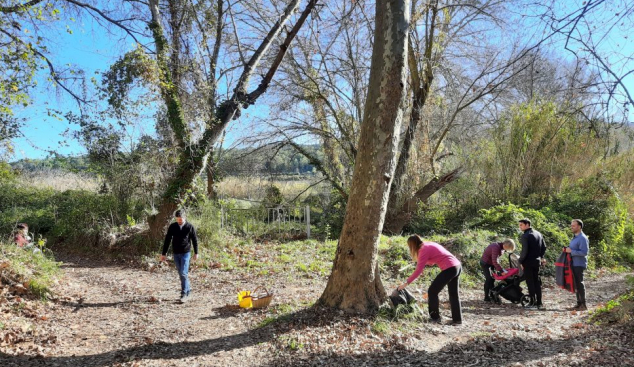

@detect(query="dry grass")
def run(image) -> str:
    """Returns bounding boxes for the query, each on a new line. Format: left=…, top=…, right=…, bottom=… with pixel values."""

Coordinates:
left=19, top=169, right=99, bottom=192
left=217, top=176, right=324, bottom=202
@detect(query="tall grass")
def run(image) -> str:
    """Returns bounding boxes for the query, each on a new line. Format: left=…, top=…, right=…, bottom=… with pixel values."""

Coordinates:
left=18, top=168, right=98, bottom=192
left=217, top=176, right=327, bottom=202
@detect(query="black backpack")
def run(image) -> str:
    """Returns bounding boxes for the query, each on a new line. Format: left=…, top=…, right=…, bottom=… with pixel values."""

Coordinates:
left=389, top=288, right=417, bottom=308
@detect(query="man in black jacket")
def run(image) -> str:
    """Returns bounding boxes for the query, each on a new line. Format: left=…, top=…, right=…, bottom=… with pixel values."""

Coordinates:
left=161, top=210, right=199, bottom=303
left=518, top=218, right=547, bottom=309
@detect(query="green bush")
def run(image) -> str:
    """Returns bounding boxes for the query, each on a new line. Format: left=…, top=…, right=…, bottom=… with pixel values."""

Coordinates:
left=469, top=203, right=569, bottom=274
left=380, top=240, right=411, bottom=277
left=549, top=178, right=630, bottom=267
left=0, top=182, right=140, bottom=244
left=261, top=184, right=284, bottom=208
left=428, top=229, right=498, bottom=277
left=0, top=241, right=61, bottom=300
left=187, top=200, right=223, bottom=247
left=318, top=189, right=347, bottom=240
left=409, top=202, right=451, bottom=235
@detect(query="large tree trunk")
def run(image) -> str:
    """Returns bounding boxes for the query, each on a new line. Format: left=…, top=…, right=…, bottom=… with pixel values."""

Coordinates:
left=384, top=2, right=439, bottom=234
left=319, top=0, right=410, bottom=313
left=206, top=150, right=218, bottom=200
left=148, top=147, right=207, bottom=240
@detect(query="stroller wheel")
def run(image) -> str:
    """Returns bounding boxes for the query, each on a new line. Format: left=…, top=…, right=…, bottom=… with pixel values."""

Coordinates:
left=520, top=295, right=532, bottom=307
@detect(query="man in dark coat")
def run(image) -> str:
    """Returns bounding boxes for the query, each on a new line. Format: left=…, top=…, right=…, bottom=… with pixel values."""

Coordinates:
left=518, top=218, right=547, bottom=309
left=161, top=209, right=199, bottom=303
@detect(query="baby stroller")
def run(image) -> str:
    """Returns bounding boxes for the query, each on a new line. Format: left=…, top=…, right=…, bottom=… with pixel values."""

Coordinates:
left=488, top=253, right=532, bottom=307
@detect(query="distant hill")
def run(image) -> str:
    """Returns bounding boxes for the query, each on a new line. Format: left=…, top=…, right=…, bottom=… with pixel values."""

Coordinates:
left=10, top=144, right=324, bottom=176
left=217, top=144, right=322, bottom=176
left=10, top=155, right=91, bottom=173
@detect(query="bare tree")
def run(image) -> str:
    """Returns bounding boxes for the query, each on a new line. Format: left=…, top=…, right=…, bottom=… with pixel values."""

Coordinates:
left=243, top=1, right=374, bottom=201
left=542, top=0, right=633, bottom=123
left=383, top=0, right=535, bottom=233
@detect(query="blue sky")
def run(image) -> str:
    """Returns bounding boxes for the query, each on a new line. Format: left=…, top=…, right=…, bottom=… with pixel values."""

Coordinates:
left=12, top=16, right=134, bottom=159
left=10, top=12, right=258, bottom=160
left=9, top=1, right=634, bottom=161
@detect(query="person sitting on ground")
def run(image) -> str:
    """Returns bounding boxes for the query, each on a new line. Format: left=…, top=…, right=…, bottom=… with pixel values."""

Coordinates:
left=13, top=223, right=31, bottom=247
left=481, top=239, right=516, bottom=302
left=398, top=234, right=463, bottom=325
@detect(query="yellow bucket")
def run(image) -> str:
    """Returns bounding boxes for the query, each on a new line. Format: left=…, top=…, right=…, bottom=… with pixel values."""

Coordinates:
left=238, top=290, right=252, bottom=308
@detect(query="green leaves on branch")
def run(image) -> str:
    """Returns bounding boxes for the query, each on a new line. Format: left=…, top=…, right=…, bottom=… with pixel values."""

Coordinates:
left=101, top=47, right=159, bottom=117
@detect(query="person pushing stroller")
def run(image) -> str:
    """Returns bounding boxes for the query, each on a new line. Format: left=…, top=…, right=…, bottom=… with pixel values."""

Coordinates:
left=488, top=251, right=532, bottom=306
left=480, top=239, right=516, bottom=302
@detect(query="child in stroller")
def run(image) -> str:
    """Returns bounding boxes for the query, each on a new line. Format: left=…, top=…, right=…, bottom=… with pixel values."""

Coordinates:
left=489, top=253, right=532, bottom=307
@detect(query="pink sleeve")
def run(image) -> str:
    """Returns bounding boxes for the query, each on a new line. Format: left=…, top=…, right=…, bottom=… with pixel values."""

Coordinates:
left=407, top=250, right=428, bottom=284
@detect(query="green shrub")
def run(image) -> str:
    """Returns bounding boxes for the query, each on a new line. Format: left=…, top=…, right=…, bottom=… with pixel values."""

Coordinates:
left=469, top=203, right=569, bottom=274
left=0, top=182, right=141, bottom=245
left=187, top=200, right=223, bottom=245
left=431, top=229, right=498, bottom=277
left=410, top=202, right=451, bottom=234
left=318, top=189, right=347, bottom=240
left=261, top=184, right=284, bottom=208
left=380, top=241, right=411, bottom=277
left=550, top=178, right=631, bottom=267
left=0, top=241, right=61, bottom=300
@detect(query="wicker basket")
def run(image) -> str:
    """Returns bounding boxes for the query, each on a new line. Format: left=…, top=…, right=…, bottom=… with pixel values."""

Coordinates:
left=251, top=286, right=274, bottom=309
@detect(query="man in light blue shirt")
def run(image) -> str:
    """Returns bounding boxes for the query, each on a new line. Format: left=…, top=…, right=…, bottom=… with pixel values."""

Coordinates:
left=565, top=219, right=589, bottom=310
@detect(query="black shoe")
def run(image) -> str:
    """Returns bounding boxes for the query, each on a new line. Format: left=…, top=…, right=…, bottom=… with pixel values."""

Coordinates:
left=429, top=317, right=442, bottom=324
left=484, top=298, right=492, bottom=303
left=450, top=320, right=463, bottom=326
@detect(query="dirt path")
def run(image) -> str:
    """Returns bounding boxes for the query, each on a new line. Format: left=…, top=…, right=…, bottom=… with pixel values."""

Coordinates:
left=1, top=258, right=632, bottom=367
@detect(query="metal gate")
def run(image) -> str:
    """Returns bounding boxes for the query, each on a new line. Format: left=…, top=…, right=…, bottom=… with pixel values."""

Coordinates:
left=220, top=205, right=311, bottom=238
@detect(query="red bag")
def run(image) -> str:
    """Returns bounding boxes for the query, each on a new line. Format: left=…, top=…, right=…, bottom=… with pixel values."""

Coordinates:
left=555, top=248, right=575, bottom=293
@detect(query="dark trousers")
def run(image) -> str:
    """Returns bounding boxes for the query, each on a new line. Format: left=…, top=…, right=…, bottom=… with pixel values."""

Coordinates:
left=480, top=260, right=495, bottom=299
left=523, top=263, right=542, bottom=305
left=428, top=265, right=462, bottom=322
left=572, top=266, right=586, bottom=305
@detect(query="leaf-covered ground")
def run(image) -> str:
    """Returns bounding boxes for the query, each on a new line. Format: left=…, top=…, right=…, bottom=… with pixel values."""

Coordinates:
left=1, top=254, right=632, bottom=367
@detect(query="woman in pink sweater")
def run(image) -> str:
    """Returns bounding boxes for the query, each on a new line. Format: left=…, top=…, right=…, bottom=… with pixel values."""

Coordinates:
left=398, top=234, right=462, bottom=324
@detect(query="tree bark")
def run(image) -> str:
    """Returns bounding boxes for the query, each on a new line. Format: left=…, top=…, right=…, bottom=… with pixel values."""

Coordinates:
left=319, top=0, right=410, bottom=313
left=206, top=150, right=218, bottom=200
left=385, top=1, right=439, bottom=234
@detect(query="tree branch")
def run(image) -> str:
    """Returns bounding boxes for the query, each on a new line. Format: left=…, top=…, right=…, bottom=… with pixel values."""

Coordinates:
left=0, top=27, right=87, bottom=105
left=64, top=0, right=147, bottom=47
left=0, top=0, right=43, bottom=13
left=233, top=0, right=302, bottom=96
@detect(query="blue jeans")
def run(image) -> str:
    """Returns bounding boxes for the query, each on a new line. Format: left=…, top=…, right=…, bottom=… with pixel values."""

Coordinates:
left=173, top=252, right=191, bottom=295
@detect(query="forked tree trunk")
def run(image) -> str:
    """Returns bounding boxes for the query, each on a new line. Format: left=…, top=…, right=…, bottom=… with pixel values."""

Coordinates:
left=319, top=0, right=410, bottom=313
left=148, top=147, right=206, bottom=240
